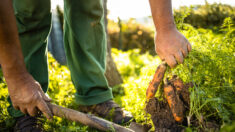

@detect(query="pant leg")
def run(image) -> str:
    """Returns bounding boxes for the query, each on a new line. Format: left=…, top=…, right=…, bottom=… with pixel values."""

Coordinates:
left=64, top=0, right=113, bottom=105
left=7, top=0, right=51, bottom=118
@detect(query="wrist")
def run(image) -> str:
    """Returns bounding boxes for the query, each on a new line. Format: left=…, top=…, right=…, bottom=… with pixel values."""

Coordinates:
left=156, top=22, right=177, bottom=34
left=2, top=60, right=28, bottom=80
left=4, top=69, right=31, bottom=90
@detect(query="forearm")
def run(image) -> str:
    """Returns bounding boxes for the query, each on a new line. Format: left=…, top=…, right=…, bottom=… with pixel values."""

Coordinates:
left=0, top=0, right=27, bottom=78
left=149, top=0, right=176, bottom=32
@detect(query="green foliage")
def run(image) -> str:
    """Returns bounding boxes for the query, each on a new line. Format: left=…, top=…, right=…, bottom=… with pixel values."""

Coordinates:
left=112, top=17, right=235, bottom=130
left=112, top=48, right=160, bottom=125
left=220, top=103, right=235, bottom=132
left=171, top=19, right=235, bottom=127
left=0, top=70, right=15, bottom=131
left=221, top=17, right=234, bottom=32
left=174, top=3, right=235, bottom=29
left=47, top=54, right=75, bottom=108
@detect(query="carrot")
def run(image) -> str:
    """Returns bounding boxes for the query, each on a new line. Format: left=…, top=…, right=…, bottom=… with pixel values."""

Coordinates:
left=172, top=78, right=184, bottom=93
left=172, top=77, right=191, bottom=107
left=164, top=84, right=184, bottom=122
left=146, top=62, right=167, bottom=99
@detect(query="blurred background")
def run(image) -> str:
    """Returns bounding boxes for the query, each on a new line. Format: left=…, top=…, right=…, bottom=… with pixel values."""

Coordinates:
left=51, top=0, right=235, bottom=20
left=49, top=0, right=235, bottom=64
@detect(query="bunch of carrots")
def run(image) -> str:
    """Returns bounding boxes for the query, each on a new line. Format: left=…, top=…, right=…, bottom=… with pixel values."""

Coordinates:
left=146, top=62, right=189, bottom=123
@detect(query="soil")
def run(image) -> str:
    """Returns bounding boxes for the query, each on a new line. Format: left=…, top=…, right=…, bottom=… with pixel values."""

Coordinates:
left=145, top=76, right=191, bottom=132
left=129, top=122, right=152, bottom=132
left=146, top=98, right=184, bottom=132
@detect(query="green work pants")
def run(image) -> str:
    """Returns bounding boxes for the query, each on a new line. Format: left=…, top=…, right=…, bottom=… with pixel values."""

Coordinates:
left=8, top=0, right=113, bottom=118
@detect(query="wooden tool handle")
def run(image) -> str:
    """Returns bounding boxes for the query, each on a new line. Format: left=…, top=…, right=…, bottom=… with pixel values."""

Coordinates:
left=48, top=103, right=134, bottom=132
left=146, top=62, right=167, bottom=99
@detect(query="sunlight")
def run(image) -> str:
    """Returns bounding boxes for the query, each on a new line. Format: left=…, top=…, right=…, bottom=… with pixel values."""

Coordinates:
left=51, top=0, right=63, bottom=10
left=107, top=0, right=235, bottom=20
left=51, top=0, right=235, bottom=20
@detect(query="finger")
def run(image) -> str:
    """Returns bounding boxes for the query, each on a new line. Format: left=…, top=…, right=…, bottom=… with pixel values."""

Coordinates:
left=187, top=43, right=192, bottom=52
left=43, top=95, right=52, bottom=102
left=181, top=46, right=188, bottom=57
left=37, top=86, right=52, bottom=102
left=27, top=107, right=38, bottom=117
left=41, top=91, right=52, bottom=102
left=165, top=55, right=177, bottom=68
left=37, top=100, right=53, bottom=120
left=13, top=104, right=20, bottom=110
left=20, top=107, right=27, bottom=114
left=174, top=51, right=184, bottom=64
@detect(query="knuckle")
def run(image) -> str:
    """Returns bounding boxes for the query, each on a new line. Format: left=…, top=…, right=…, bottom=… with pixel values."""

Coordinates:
left=35, top=81, right=41, bottom=86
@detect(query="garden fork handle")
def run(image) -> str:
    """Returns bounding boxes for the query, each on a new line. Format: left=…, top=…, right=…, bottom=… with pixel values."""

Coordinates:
left=47, top=103, right=134, bottom=132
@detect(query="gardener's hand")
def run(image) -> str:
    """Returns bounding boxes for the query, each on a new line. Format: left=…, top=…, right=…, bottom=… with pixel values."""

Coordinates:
left=0, top=0, right=51, bottom=119
left=6, top=72, right=53, bottom=119
left=155, top=28, right=191, bottom=68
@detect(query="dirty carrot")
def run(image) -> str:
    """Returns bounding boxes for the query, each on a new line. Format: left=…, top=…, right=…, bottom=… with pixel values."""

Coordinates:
left=146, top=62, right=167, bottom=99
left=172, top=78, right=184, bottom=92
left=164, top=84, right=184, bottom=122
left=172, top=77, right=191, bottom=107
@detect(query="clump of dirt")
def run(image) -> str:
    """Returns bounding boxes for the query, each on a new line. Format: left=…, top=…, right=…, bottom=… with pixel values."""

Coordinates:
left=146, top=98, right=184, bottom=132
left=146, top=76, right=191, bottom=132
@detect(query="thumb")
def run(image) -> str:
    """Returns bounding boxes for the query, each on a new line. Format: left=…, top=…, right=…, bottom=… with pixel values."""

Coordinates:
left=42, top=92, right=52, bottom=102
left=38, top=87, right=52, bottom=102
left=37, top=99, right=53, bottom=120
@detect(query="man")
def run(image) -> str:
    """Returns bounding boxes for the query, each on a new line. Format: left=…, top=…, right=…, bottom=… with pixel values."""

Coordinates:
left=0, top=0, right=191, bottom=131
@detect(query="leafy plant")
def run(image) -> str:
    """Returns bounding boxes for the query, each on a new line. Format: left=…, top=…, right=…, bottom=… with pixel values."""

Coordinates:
left=174, top=3, right=235, bottom=29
